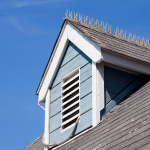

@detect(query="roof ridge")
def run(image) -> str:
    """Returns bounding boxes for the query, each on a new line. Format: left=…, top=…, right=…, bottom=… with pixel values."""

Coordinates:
left=64, top=9, right=150, bottom=50
left=67, top=19, right=150, bottom=51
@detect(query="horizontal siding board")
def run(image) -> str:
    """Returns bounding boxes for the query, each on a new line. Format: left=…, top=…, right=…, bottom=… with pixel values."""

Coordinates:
left=105, top=90, right=116, bottom=105
left=49, top=42, right=92, bottom=146
left=80, top=62, right=92, bottom=83
left=60, top=42, right=82, bottom=67
left=101, top=75, right=146, bottom=117
left=51, top=83, right=61, bottom=103
left=80, top=93, right=92, bottom=115
left=50, top=113, right=61, bottom=133
left=50, top=98, right=61, bottom=118
left=52, top=52, right=91, bottom=88
left=51, top=69, right=92, bottom=103
left=104, top=66, right=137, bottom=83
left=50, top=92, right=92, bottom=133
left=104, top=76, right=129, bottom=94
left=50, top=109, right=92, bottom=144
left=80, top=77, right=92, bottom=99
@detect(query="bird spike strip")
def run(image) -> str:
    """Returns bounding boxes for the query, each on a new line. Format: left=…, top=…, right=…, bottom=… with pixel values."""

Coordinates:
left=115, top=27, right=150, bottom=48
left=64, top=9, right=150, bottom=49
left=64, top=9, right=111, bottom=34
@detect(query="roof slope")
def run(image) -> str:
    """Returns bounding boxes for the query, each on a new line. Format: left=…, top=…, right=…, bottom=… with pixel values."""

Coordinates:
left=67, top=19, right=150, bottom=64
left=23, top=133, right=44, bottom=150
left=55, top=80, right=150, bottom=150
left=36, top=20, right=150, bottom=94
left=27, top=80, right=150, bottom=150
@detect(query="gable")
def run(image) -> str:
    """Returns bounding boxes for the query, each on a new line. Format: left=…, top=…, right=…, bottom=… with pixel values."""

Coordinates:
left=37, top=21, right=101, bottom=102
left=49, top=41, right=93, bottom=145
left=35, top=19, right=150, bottom=150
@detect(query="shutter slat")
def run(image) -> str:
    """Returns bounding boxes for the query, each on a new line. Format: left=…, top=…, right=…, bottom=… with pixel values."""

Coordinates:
left=62, top=114, right=79, bottom=126
left=62, top=100, right=80, bottom=112
left=62, top=73, right=79, bottom=87
left=61, top=67, right=80, bottom=130
left=62, top=93, right=80, bottom=106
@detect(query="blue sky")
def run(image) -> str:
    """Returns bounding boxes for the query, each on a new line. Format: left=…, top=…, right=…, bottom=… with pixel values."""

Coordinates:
left=0, top=0, right=150, bottom=149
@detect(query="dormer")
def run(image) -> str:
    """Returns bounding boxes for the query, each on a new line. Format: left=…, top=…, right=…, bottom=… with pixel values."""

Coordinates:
left=36, top=12, right=150, bottom=150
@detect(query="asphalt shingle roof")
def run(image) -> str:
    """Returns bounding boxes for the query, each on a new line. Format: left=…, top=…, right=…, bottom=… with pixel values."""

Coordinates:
left=55, top=80, right=150, bottom=150
left=25, top=80, right=150, bottom=150
left=67, top=19, right=150, bottom=64
left=23, top=133, right=44, bottom=150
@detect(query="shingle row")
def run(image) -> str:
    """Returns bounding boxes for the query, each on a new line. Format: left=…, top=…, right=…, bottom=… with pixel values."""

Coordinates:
left=23, top=133, right=44, bottom=150
left=56, top=80, right=150, bottom=150
left=67, top=20, right=150, bottom=64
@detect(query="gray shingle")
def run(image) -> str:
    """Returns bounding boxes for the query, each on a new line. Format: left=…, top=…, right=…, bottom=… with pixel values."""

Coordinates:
left=55, top=80, right=150, bottom=150
left=23, top=133, right=44, bottom=150
left=67, top=20, right=150, bottom=64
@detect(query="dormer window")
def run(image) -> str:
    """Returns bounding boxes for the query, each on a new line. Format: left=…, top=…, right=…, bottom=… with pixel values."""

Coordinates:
left=61, top=67, right=80, bottom=131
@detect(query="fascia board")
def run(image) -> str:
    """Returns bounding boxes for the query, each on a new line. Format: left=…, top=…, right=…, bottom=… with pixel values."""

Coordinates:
left=67, top=22, right=102, bottom=63
left=38, top=22, right=102, bottom=102
left=38, top=23, right=69, bottom=101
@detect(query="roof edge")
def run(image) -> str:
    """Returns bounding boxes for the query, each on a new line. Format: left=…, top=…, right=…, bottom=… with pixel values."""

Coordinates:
left=36, top=20, right=67, bottom=95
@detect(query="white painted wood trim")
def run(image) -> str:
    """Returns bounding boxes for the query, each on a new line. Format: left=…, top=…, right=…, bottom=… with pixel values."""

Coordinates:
left=62, top=113, right=79, bottom=126
left=38, top=23, right=69, bottom=101
left=38, top=22, right=102, bottom=101
left=44, top=89, right=51, bottom=150
left=62, top=107, right=80, bottom=119
left=101, top=50, right=150, bottom=75
left=61, top=67, right=80, bottom=132
left=92, top=61, right=98, bottom=127
left=62, top=80, right=79, bottom=93
left=62, top=73, right=79, bottom=87
left=67, top=23, right=102, bottom=63
left=96, top=62, right=104, bottom=120
left=62, top=87, right=79, bottom=100
left=62, top=94, right=79, bottom=106
left=62, top=100, right=80, bottom=112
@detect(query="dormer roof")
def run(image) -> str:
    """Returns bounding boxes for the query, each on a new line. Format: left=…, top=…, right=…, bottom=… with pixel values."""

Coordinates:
left=67, top=19, right=150, bottom=64
left=36, top=19, right=150, bottom=97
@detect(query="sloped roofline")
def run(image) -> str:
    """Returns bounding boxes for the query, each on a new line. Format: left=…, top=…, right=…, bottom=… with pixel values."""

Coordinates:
left=36, top=19, right=101, bottom=96
left=68, top=19, right=150, bottom=64
left=36, top=19, right=150, bottom=96
left=36, top=20, right=66, bottom=95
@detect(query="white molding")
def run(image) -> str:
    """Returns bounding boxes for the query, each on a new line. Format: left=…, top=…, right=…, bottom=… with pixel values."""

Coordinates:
left=101, top=50, right=150, bottom=75
left=44, top=89, right=51, bottom=150
left=96, top=62, right=104, bottom=120
left=92, top=61, right=98, bottom=127
left=103, top=62, right=140, bottom=75
left=38, top=23, right=102, bottom=101
left=38, top=23, right=69, bottom=101
left=67, top=22, right=102, bottom=63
